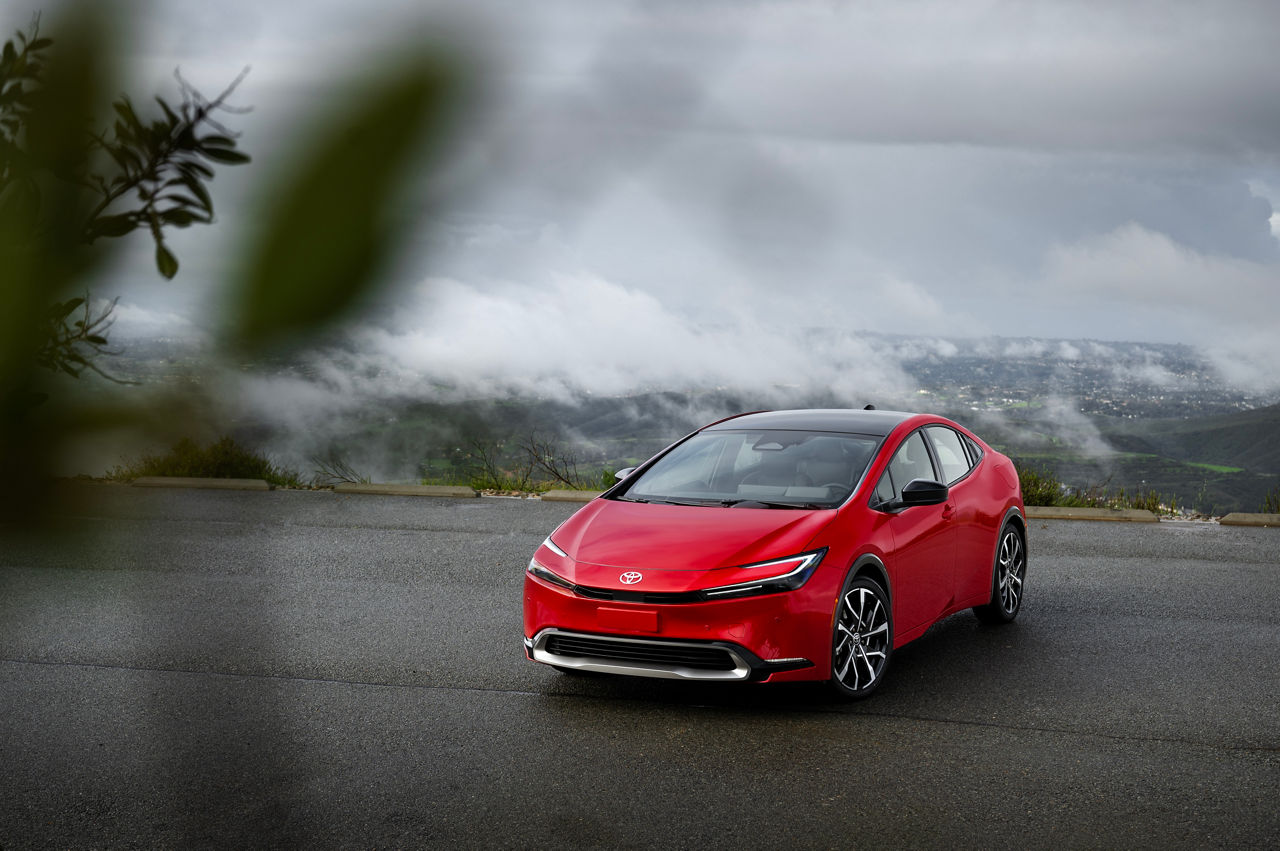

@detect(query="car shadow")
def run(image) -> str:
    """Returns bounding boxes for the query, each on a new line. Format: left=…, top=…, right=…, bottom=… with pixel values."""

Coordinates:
left=532, top=611, right=1030, bottom=716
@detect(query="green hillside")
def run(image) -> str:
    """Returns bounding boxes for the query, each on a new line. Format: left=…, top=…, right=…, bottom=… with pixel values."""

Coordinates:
left=1103, top=403, right=1280, bottom=474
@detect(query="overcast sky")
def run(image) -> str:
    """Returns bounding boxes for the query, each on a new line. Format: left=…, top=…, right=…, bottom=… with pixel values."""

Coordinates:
left=12, top=0, right=1280, bottom=398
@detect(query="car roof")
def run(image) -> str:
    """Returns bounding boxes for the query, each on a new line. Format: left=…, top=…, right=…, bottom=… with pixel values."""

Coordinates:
left=704, top=409, right=919, bottom=437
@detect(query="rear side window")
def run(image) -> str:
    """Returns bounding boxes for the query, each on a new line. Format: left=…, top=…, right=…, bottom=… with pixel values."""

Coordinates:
left=925, top=426, right=973, bottom=485
left=963, top=434, right=984, bottom=465
left=876, top=430, right=937, bottom=503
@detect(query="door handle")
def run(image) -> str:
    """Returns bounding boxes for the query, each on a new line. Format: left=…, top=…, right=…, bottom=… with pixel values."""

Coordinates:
left=941, top=502, right=956, bottom=520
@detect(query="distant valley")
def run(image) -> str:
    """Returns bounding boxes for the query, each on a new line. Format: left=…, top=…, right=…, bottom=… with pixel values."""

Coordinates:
left=102, top=333, right=1280, bottom=514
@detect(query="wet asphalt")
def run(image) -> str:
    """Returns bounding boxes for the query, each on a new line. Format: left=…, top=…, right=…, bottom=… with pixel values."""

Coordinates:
left=1, top=483, right=1277, bottom=848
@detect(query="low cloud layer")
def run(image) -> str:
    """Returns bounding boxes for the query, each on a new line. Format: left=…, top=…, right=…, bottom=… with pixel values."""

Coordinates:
left=14, top=0, right=1279, bottom=455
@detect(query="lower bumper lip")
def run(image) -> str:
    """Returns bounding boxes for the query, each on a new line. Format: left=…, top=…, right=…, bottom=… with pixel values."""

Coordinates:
left=528, top=628, right=812, bottom=682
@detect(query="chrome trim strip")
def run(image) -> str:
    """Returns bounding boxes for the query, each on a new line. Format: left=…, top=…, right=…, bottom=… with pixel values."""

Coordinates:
left=531, top=628, right=753, bottom=681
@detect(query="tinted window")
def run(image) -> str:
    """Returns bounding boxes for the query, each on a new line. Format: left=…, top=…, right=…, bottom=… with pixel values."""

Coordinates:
left=963, top=434, right=984, bottom=465
left=876, top=430, right=937, bottom=503
left=622, top=429, right=880, bottom=508
left=925, top=426, right=973, bottom=485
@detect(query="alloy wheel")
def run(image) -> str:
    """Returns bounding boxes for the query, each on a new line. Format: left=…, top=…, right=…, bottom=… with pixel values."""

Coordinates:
left=996, top=528, right=1025, bottom=615
left=833, top=580, right=890, bottom=695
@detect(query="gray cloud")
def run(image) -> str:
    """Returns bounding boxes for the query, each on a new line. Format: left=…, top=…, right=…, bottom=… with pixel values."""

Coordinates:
left=10, top=0, right=1280, bottom=408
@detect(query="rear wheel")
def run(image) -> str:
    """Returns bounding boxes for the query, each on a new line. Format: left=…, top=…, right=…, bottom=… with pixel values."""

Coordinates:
left=974, top=523, right=1026, bottom=624
left=830, top=575, right=893, bottom=699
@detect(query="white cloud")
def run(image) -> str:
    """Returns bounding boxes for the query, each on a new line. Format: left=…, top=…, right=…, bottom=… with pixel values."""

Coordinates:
left=106, top=301, right=201, bottom=340
left=348, top=273, right=914, bottom=402
left=1038, top=223, right=1280, bottom=390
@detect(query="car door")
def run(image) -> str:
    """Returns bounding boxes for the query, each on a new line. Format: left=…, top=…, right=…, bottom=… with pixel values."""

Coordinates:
left=923, top=425, right=992, bottom=605
left=873, top=429, right=956, bottom=636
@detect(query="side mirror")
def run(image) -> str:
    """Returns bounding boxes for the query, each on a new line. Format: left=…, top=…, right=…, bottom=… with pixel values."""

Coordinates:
left=901, top=478, right=949, bottom=506
left=878, top=478, right=949, bottom=512
left=614, top=467, right=637, bottom=482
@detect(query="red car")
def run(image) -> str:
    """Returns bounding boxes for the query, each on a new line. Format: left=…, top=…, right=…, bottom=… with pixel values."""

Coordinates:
left=523, top=409, right=1027, bottom=698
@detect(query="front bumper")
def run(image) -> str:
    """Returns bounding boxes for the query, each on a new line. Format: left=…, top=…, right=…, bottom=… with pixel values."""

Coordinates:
left=525, top=628, right=812, bottom=681
left=523, top=570, right=836, bottom=682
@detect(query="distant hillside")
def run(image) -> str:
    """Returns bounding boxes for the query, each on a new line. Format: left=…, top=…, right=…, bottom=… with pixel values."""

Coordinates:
left=1104, top=403, right=1280, bottom=474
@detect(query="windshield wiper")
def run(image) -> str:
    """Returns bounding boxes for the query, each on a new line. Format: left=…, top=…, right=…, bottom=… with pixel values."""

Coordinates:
left=719, top=498, right=825, bottom=510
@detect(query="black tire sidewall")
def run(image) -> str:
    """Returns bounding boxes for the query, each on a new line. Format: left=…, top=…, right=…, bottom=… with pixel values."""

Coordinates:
left=829, top=574, right=894, bottom=699
left=976, top=522, right=1025, bottom=624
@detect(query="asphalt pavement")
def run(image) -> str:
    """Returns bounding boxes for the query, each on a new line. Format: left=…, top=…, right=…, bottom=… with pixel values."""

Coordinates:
left=1, top=483, right=1277, bottom=848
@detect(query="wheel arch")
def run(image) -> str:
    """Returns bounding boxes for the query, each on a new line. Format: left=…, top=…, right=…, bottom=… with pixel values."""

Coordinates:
left=998, top=506, right=1028, bottom=566
left=848, top=553, right=891, bottom=604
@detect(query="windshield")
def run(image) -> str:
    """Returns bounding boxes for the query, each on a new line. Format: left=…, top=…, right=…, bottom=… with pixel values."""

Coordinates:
left=617, top=429, right=880, bottom=509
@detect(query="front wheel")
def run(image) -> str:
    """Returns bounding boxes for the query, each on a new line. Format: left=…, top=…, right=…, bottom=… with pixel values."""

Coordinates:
left=830, top=576, right=893, bottom=699
left=974, top=523, right=1026, bottom=624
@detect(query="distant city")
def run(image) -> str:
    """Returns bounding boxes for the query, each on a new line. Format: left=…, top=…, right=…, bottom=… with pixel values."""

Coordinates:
left=107, top=333, right=1274, bottom=420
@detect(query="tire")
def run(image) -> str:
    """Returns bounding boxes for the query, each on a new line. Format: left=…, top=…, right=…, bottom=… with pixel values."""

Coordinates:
left=829, top=575, right=893, bottom=699
left=973, top=523, right=1026, bottom=624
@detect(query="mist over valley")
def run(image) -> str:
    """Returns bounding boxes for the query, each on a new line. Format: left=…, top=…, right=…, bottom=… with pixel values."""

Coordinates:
left=94, top=330, right=1280, bottom=515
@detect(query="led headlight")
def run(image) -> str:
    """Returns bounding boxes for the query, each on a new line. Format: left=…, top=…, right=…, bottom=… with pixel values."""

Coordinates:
left=526, top=558, right=574, bottom=590
left=701, top=549, right=826, bottom=600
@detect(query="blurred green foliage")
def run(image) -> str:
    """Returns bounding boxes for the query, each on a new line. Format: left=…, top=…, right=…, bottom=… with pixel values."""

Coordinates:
left=1, top=15, right=250, bottom=381
left=230, top=60, right=458, bottom=353
left=0, top=3, right=465, bottom=522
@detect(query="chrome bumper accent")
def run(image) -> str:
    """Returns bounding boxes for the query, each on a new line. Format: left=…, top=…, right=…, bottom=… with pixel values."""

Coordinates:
left=530, top=628, right=754, bottom=681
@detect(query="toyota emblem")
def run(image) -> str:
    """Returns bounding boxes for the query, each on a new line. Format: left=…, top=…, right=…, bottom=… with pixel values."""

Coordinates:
left=619, top=571, right=643, bottom=585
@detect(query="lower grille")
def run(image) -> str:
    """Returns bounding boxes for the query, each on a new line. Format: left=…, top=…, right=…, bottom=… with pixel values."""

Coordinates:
left=546, top=633, right=736, bottom=671
left=530, top=629, right=754, bottom=681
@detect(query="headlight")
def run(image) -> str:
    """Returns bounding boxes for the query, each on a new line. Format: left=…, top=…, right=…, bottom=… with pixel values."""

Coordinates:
left=701, top=549, right=826, bottom=600
left=527, top=558, right=574, bottom=590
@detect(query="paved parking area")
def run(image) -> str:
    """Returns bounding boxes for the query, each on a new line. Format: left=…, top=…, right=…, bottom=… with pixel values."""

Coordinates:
left=2, top=485, right=1277, bottom=847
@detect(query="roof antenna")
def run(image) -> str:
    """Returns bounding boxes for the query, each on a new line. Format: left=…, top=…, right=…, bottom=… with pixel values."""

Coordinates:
left=863, top=404, right=876, bottom=410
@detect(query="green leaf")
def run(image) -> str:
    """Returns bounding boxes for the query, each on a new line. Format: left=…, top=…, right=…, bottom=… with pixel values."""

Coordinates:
left=160, top=208, right=198, bottom=226
left=112, top=98, right=141, bottom=131
left=90, top=213, right=136, bottom=238
left=178, top=174, right=213, bottom=211
left=155, top=243, right=178, bottom=279
left=51, top=297, right=85, bottom=319
left=154, top=95, right=179, bottom=125
left=229, top=56, right=459, bottom=351
left=201, top=146, right=250, bottom=165
left=177, top=160, right=215, bottom=179
left=159, top=193, right=206, bottom=209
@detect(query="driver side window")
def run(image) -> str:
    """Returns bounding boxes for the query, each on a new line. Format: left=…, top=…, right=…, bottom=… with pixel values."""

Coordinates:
left=874, top=431, right=937, bottom=504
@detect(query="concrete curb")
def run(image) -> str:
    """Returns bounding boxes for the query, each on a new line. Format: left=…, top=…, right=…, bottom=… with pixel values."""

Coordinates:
left=540, top=489, right=601, bottom=503
left=334, top=483, right=477, bottom=499
left=1218, top=513, right=1280, bottom=528
left=132, top=476, right=270, bottom=491
left=1024, top=505, right=1159, bottom=523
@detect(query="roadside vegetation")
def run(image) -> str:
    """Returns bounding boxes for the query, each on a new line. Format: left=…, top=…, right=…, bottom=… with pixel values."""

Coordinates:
left=421, top=434, right=620, bottom=493
left=1017, top=465, right=1181, bottom=516
left=1264, top=485, right=1280, bottom=514
left=108, top=437, right=303, bottom=489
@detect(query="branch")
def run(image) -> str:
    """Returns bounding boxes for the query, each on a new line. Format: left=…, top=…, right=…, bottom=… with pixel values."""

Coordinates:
left=81, top=67, right=251, bottom=240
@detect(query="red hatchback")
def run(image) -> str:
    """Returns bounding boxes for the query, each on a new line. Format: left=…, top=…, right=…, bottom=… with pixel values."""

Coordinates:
left=523, top=409, right=1027, bottom=698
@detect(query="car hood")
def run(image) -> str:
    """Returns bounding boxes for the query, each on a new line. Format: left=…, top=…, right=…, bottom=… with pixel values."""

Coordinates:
left=552, top=498, right=836, bottom=573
